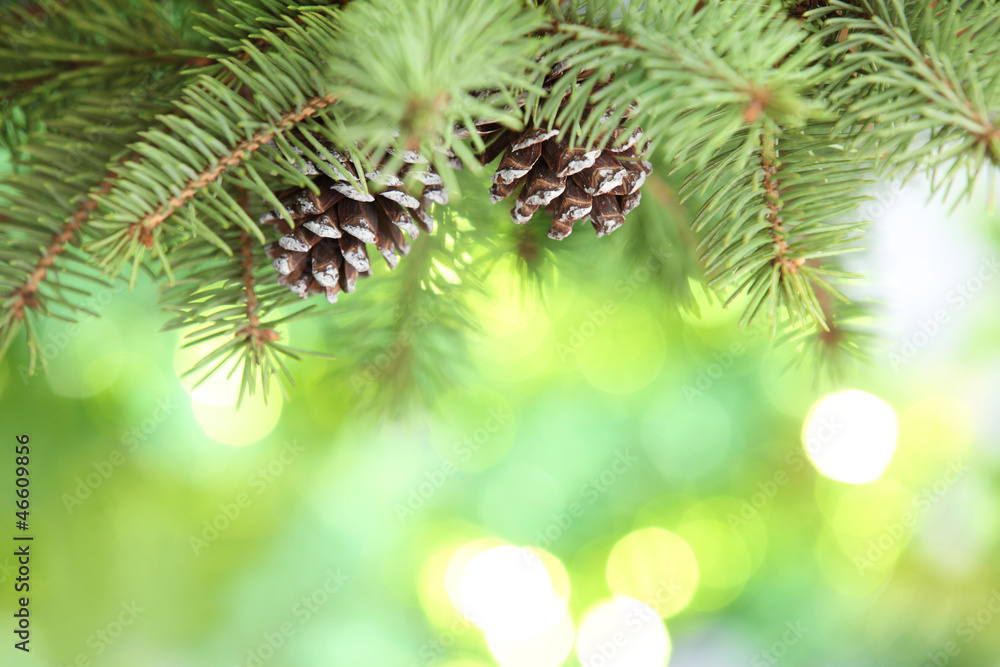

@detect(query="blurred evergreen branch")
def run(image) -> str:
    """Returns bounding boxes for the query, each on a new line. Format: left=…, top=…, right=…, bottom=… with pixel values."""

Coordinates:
left=1, top=0, right=997, bottom=408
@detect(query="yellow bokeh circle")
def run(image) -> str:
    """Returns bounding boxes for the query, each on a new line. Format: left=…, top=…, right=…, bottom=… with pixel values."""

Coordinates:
left=605, top=527, right=699, bottom=618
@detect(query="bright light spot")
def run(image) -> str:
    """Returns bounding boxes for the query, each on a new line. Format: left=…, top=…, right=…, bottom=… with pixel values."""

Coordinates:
left=174, top=340, right=245, bottom=407
left=575, top=597, right=670, bottom=667
left=444, top=538, right=506, bottom=614
left=191, top=386, right=282, bottom=446
left=486, top=612, right=575, bottom=667
left=527, top=547, right=571, bottom=606
left=803, top=389, right=898, bottom=484
left=606, top=527, right=699, bottom=618
left=458, top=545, right=568, bottom=639
left=174, top=334, right=284, bottom=446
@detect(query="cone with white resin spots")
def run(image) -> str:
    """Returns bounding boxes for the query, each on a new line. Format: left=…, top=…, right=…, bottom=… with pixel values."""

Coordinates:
left=483, top=121, right=651, bottom=240
left=260, top=154, right=443, bottom=303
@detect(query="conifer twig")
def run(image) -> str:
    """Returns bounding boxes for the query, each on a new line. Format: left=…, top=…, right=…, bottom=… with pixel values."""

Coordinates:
left=121, top=92, right=339, bottom=250
left=6, top=178, right=114, bottom=321
left=235, top=199, right=279, bottom=356
left=760, top=137, right=806, bottom=277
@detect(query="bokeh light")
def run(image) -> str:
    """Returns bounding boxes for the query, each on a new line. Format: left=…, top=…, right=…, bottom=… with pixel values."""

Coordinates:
left=6, top=144, right=1000, bottom=667
left=456, top=544, right=569, bottom=639
left=189, top=386, right=282, bottom=446
left=575, top=597, right=671, bottom=667
left=803, top=389, right=898, bottom=484
left=485, top=611, right=575, bottom=667
left=674, top=500, right=762, bottom=610
left=606, top=527, right=699, bottom=618
left=174, top=338, right=283, bottom=446
left=444, top=537, right=507, bottom=617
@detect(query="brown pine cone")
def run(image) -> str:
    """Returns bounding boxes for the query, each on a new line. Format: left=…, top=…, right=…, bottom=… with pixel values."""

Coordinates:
left=260, top=162, right=443, bottom=304
left=484, top=123, right=651, bottom=240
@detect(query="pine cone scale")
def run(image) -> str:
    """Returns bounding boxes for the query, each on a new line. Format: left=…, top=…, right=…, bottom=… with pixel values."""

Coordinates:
left=279, top=225, right=321, bottom=252
left=338, top=199, right=379, bottom=244
left=339, top=233, right=371, bottom=273
left=303, top=212, right=342, bottom=239
left=311, top=239, right=341, bottom=288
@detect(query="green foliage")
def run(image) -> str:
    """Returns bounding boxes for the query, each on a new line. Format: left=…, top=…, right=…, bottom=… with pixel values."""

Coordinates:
left=325, top=0, right=547, bottom=175
left=820, top=0, right=1000, bottom=196
left=159, top=216, right=325, bottom=407
left=2, top=0, right=998, bottom=408
left=321, top=200, right=491, bottom=413
left=683, top=122, right=871, bottom=334
left=534, top=0, right=826, bottom=165
left=0, top=0, right=216, bottom=134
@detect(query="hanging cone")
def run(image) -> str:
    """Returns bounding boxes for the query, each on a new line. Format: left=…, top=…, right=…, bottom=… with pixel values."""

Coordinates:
left=260, top=152, right=444, bottom=303
left=479, top=70, right=653, bottom=240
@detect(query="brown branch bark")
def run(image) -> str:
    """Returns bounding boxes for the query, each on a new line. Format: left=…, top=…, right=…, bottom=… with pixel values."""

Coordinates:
left=760, top=137, right=805, bottom=276
left=3, top=13, right=331, bottom=324
left=235, top=199, right=280, bottom=352
left=7, top=178, right=115, bottom=321
left=125, top=92, right=339, bottom=248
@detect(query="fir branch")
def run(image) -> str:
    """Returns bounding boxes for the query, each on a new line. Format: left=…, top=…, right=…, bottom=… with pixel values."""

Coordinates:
left=328, top=204, right=486, bottom=413
left=528, top=0, right=828, bottom=171
left=119, top=91, right=338, bottom=250
left=159, top=195, right=322, bottom=406
left=684, top=122, right=871, bottom=334
left=235, top=224, right=279, bottom=353
left=0, top=2, right=214, bottom=363
left=4, top=179, right=113, bottom=323
left=0, top=0, right=217, bottom=128
left=89, top=0, right=546, bottom=279
left=822, top=0, right=1000, bottom=193
left=760, top=140, right=807, bottom=278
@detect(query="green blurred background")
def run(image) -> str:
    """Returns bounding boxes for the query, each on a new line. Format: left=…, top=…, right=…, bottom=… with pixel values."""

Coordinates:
left=2, top=161, right=1000, bottom=667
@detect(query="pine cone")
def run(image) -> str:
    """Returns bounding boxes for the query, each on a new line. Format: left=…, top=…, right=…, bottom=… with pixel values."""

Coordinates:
left=483, top=122, right=651, bottom=240
left=477, top=63, right=652, bottom=240
left=260, top=156, right=445, bottom=304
